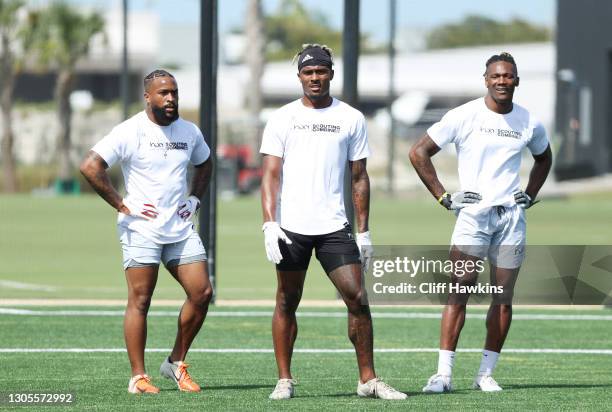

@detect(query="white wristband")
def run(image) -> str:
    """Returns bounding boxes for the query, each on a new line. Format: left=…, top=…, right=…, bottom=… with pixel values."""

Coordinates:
left=262, top=221, right=278, bottom=231
left=356, top=231, right=371, bottom=243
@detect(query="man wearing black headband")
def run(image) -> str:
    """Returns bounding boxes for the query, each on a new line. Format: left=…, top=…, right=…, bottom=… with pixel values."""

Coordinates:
left=260, top=44, right=407, bottom=401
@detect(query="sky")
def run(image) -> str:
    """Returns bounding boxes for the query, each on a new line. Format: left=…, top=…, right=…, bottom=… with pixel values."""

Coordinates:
left=218, top=0, right=556, bottom=40
left=61, top=0, right=556, bottom=43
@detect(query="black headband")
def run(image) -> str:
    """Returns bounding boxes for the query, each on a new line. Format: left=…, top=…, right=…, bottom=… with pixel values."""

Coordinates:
left=298, top=47, right=333, bottom=71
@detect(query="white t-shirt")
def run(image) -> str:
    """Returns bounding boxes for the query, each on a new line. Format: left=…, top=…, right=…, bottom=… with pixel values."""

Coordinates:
left=92, top=111, right=210, bottom=243
left=427, top=97, right=549, bottom=210
left=260, top=98, right=370, bottom=235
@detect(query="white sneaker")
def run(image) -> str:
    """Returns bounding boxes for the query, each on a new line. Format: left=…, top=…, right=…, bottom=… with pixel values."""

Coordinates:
left=473, top=374, right=503, bottom=392
left=269, top=378, right=295, bottom=400
left=159, top=356, right=201, bottom=392
left=357, top=378, right=407, bottom=400
left=422, top=374, right=452, bottom=393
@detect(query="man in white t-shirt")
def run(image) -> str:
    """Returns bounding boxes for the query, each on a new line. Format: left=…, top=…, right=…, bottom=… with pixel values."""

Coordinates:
left=260, top=44, right=406, bottom=401
left=80, top=69, right=213, bottom=394
left=409, top=53, right=552, bottom=393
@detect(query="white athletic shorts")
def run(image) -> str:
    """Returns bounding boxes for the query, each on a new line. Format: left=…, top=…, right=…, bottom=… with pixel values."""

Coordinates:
left=117, top=225, right=207, bottom=270
left=451, top=205, right=526, bottom=269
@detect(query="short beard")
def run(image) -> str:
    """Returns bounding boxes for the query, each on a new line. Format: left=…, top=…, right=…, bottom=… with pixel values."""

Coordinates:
left=151, top=105, right=179, bottom=125
left=306, top=92, right=327, bottom=101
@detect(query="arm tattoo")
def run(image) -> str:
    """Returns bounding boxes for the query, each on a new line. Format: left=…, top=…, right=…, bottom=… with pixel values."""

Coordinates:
left=351, top=159, right=370, bottom=233
left=80, top=150, right=123, bottom=210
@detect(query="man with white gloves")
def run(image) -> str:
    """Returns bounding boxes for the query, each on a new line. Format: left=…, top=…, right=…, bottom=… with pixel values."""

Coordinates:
left=260, top=44, right=406, bottom=401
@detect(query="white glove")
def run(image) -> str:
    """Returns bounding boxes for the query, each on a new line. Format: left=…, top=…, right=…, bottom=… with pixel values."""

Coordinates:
left=121, top=198, right=158, bottom=220
left=177, top=195, right=200, bottom=220
left=356, top=231, right=373, bottom=273
left=439, top=191, right=482, bottom=210
left=262, top=221, right=292, bottom=264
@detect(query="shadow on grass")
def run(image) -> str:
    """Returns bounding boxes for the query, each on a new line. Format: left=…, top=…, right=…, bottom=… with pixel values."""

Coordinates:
left=156, top=384, right=271, bottom=393
left=308, top=383, right=612, bottom=398
left=304, top=390, right=425, bottom=398
left=199, top=384, right=272, bottom=391
left=504, top=383, right=612, bottom=390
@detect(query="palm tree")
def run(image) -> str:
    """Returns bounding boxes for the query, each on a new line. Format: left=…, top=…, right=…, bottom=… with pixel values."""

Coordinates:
left=29, top=2, right=104, bottom=183
left=245, top=0, right=265, bottom=166
left=0, top=0, right=28, bottom=192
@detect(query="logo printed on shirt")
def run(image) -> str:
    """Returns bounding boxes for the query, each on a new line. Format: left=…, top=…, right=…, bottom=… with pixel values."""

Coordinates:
left=148, top=141, right=189, bottom=150
left=313, top=124, right=340, bottom=133
left=292, top=123, right=341, bottom=133
left=166, top=142, right=188, bottom=150
left=147, top=141, right=189, bottom=159
left=497, top=129, right=522, bottom=139
left=479, top=127, right=522, bottom=139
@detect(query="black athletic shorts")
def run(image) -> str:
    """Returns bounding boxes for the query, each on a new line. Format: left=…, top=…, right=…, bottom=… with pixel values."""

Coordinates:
left=276, top=223, right=361, bottom=274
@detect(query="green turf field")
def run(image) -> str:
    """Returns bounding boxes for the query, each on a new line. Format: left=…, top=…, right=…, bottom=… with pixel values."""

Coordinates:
left=1, top=192, right=612, bottom=301
left=2, top=193, right=612, bottom=410
left=1, top=306, right=612, bottom=410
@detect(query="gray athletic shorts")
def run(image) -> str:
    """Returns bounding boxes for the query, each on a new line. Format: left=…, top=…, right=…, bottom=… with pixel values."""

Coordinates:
left=451, top=205, right=526, bottom=269
left=117, top=225, right=207, bottom=270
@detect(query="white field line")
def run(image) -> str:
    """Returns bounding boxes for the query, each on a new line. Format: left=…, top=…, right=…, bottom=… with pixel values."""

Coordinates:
left=0, top=299, right=604, bottom=309
left=1, top=348, right=612, bottom=355
left=0, top=280, right=58, bottom=292
left=1, top=307, right=612, bottom=321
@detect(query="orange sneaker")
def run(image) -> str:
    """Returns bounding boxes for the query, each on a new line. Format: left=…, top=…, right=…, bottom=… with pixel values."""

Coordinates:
left=128, top=374, right=160, bottom=394
left=160, top=357, right=201, bottom=392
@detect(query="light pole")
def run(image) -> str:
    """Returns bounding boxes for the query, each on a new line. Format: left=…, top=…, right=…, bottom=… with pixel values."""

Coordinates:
left=121, top=0, right=129, bottom=120
left=386, top=0, right=396, bottom=194
left=199, top=0, right=218, bottom=303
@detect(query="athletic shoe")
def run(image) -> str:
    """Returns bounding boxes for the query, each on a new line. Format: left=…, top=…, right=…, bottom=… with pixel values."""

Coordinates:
left=422, top=374, right=452, bottom=393
left=357, top=378, right=407, bottom=400
left=473, top=374, right=503, bottom=392
left=160, top=357, right=201, bottom=392
left=128, top=374, right=160, bottom=394
left=269, top=378, right=296, bottom=400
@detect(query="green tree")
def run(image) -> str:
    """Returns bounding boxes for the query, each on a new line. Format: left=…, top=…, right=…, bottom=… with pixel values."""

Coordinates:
left=0, top=0, right=32, bottom=192
left=264, top=0, right=342, bottom=61
left=427, top=15, right=551, bottom=49
left=28, top=2, right=104, bottom=183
